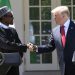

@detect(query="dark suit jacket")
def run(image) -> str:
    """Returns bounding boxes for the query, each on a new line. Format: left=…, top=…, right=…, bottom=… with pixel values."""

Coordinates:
left=0, top=26, right=27, bottom=75
left=0, top=26, right=27, bottom=53
left=37, top=20, right=75, bottom=75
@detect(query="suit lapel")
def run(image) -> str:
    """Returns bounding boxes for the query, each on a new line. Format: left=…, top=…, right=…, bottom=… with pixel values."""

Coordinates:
left=65, top=20, right=75, bottom=47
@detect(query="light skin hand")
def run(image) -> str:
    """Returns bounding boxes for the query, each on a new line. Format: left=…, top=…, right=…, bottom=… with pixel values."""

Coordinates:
left=27, top=43, right=38, bottom=52
left=27, top=43, right=34, bottom=51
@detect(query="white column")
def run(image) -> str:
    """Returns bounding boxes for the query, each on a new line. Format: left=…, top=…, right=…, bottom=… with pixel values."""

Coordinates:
left=10, top=0, right=25, bottom=43
left=10, top=0, right=25, bottom=75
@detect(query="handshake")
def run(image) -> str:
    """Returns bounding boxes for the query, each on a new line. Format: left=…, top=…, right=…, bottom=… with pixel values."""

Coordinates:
left=27, top=43, right=38, bottom=52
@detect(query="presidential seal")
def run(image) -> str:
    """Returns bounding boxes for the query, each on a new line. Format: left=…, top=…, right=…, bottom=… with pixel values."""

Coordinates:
left=0, top=52, right=4, bottom=66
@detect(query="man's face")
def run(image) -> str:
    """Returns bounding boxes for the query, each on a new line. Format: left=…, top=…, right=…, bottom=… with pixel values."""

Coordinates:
left=3, top=12, right=14, bottom=25
left=53, top=12, right=63, bottom=25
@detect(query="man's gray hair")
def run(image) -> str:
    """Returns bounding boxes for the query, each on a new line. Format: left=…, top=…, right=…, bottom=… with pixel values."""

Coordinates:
left=51, top=6, right=70, bottom=17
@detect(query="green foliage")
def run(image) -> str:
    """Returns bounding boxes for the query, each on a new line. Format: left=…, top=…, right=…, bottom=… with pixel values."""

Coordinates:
left=0, top=0, right=11, bottom=9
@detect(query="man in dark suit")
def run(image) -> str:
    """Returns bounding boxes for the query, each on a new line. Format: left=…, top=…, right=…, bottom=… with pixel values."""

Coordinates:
left=0, top=6, right=30, bottom=75
left=29, top=6, right=75, bottom=75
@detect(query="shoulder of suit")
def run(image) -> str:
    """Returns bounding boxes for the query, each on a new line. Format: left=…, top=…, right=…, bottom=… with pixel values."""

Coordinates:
left=9, top=27, right=17, bottom=34
left=9, top=27, right=16, bottom=31
left=70, top=20, right=75, bottom=29
left=71, top=20, right=75, bottom=25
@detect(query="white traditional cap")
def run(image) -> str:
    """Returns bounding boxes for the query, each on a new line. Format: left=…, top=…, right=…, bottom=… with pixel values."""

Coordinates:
left=0, top=6, right=11, bottom=18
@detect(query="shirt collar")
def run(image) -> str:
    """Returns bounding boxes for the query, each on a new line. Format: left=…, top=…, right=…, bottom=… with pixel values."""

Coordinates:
left=0, top=22, right=9, bottom=29
left=64, top=18, right=70, bottom=28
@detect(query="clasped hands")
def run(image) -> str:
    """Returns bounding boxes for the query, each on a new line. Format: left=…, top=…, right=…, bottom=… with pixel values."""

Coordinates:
left=27, top=43, right=37, bottom=52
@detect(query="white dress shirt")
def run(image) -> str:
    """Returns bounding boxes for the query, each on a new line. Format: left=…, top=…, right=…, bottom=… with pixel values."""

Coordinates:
left=0, top=22, right=9, bottom=29
left=62, top=19, right=70, bottom=36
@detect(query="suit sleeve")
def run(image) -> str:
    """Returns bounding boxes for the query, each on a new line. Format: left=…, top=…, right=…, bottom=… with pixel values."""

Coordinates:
left=37, top=33, right=56, bottom=54
left=0, top=28, right=27, bottom=53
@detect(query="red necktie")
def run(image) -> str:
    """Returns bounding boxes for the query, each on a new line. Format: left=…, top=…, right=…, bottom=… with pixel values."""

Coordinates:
left=60, top=26, right=66, bottom=47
